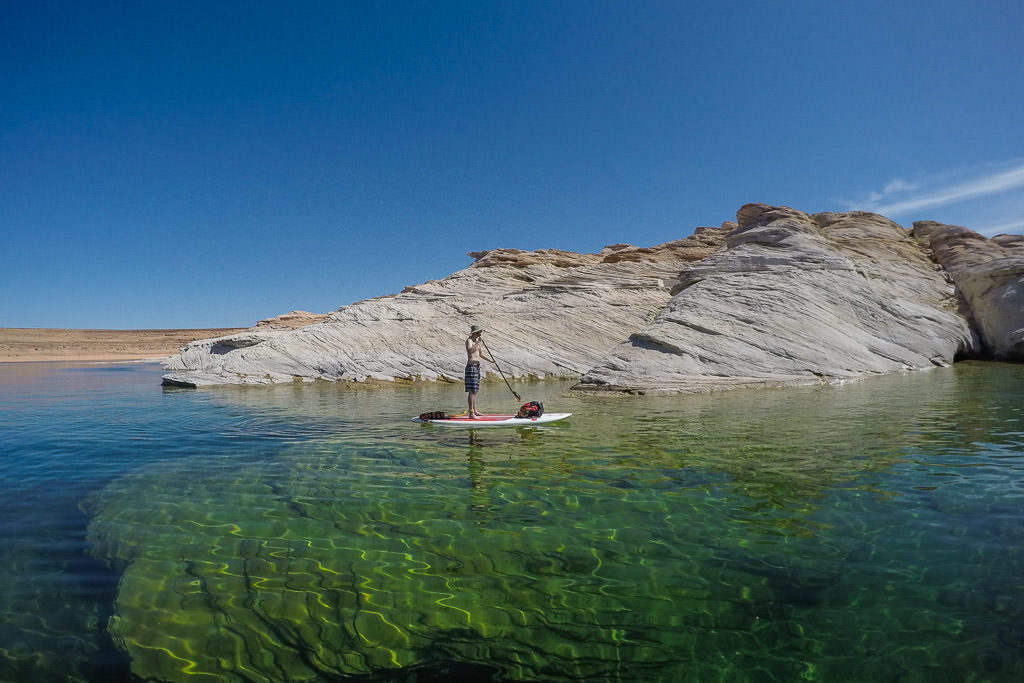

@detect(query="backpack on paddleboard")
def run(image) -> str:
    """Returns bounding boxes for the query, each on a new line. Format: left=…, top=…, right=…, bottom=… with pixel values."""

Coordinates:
left=418, top=411, right=449, bottom=421
left=516, top=401, right=544, bottom=418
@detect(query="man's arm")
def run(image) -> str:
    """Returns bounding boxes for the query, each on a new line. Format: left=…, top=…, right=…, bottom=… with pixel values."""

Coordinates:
left=479, top=339, right=494, bottom=363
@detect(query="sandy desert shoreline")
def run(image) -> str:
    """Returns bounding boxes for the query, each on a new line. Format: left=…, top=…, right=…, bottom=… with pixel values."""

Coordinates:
left=0, top=328, right=248, bottom=363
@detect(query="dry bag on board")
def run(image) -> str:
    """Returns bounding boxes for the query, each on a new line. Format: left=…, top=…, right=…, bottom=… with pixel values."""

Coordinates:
left=516, top=401, right=544, bottom=418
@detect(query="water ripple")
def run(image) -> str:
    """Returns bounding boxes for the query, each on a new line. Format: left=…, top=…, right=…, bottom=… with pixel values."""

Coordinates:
left=1, top=361, right=1023, bottom=681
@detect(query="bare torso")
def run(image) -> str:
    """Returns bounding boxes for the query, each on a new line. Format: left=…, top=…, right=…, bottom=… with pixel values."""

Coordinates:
left=466, top=334, right=490, bottom=363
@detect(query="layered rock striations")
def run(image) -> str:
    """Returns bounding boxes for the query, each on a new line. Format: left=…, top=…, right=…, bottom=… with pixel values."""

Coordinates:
left=162, top=204, right=1022, bottom=391
left=255, top=309, right=330, bottom=329
left=912, top=221, right=1024, bottom=361
left=574, top=205, right=976, bottom=393
left=161, top=232, right=727, bottom=387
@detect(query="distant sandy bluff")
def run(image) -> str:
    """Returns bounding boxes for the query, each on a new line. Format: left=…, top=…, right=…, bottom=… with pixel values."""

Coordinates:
left=0, top=328, right=249, bottom=363
left=0, top=311, right=322, bottom=363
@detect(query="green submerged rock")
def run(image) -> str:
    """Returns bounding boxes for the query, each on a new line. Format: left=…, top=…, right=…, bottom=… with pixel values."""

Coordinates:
left=85, top=431, right=843, bottom=681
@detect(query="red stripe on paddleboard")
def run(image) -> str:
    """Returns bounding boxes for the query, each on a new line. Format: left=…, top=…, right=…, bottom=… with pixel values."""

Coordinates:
left=442, top=414, right=516, bottom=422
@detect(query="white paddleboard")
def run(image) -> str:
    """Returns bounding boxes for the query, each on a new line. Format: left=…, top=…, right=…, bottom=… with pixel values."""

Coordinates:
left=413, top=412, right=572, bottom=428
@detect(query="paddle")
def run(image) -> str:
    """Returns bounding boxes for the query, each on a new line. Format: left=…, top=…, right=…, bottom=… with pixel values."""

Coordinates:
left=481, top=338, right=521, bottom=402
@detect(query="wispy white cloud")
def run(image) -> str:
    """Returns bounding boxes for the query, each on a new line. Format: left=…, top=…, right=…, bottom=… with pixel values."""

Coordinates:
left=837, top=161, right=1024, bottom=236
left=858, top=177, right=918, bottom=206
left=865, top=162, right=1024, bottom=216
left=976, top=218, right=1024, bottom=237
left=883, top=178, right=919, bottom=195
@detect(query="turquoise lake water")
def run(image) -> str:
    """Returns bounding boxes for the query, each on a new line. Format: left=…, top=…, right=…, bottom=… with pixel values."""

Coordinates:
left=0, top=361, right=1021, bottom=682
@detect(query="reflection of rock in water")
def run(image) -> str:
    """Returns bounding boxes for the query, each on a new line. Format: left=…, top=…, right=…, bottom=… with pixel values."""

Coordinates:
left=84, top=442, right=795, bottom=682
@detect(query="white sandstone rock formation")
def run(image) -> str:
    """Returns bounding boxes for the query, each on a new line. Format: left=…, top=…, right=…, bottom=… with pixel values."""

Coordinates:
left=163, top=203, right=1021, bottom=392
left=574, top=205, right=976, bottom=394
left=911, top=221, right=1024, bottom=361
left=161, top=232, right=726, bottom=387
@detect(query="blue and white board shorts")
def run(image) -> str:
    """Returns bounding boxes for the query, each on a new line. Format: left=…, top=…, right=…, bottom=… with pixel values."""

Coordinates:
left=464, top=362, right=480, bottom=393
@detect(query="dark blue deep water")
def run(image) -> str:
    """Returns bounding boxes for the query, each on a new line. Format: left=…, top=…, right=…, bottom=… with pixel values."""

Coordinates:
left=1, top=361, right=1022, bottom=682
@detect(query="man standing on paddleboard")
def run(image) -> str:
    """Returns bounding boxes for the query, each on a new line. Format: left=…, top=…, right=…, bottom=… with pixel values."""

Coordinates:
left=465, top=325, right=493, bottom=419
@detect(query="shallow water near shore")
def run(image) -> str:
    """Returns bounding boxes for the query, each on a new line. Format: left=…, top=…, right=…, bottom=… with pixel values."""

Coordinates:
left=1, top=362, right=1022, bottom=681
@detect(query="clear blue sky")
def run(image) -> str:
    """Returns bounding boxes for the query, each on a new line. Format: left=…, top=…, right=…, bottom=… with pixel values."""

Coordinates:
left=3, top=1, right=1022, bottom=329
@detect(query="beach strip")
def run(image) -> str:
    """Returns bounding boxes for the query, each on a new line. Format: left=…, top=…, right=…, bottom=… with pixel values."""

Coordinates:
left=0, top=328, right=247, bottom=363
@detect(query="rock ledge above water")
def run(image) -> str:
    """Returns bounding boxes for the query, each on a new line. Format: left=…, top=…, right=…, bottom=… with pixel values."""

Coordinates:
left=162, top=205, right=1023, bottom=392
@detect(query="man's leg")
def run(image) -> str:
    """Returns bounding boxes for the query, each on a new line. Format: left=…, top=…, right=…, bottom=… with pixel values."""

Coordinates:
left=465, top=363, right=481, bottom=417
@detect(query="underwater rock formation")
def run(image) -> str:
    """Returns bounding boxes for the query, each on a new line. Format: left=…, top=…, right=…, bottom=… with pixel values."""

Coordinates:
left=85, top=440, right=764, bottom=681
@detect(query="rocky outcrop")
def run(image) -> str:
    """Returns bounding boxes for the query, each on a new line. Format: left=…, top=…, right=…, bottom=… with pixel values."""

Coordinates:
left=911, top=222, right=1024, bottom=361
left=574, top=205, right=976, bottom=393
left=161, top=231, right=727, bottom=387
left=162, top=204, right=1021, bottom=391
left=255, top=310, right=330, bottom=329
